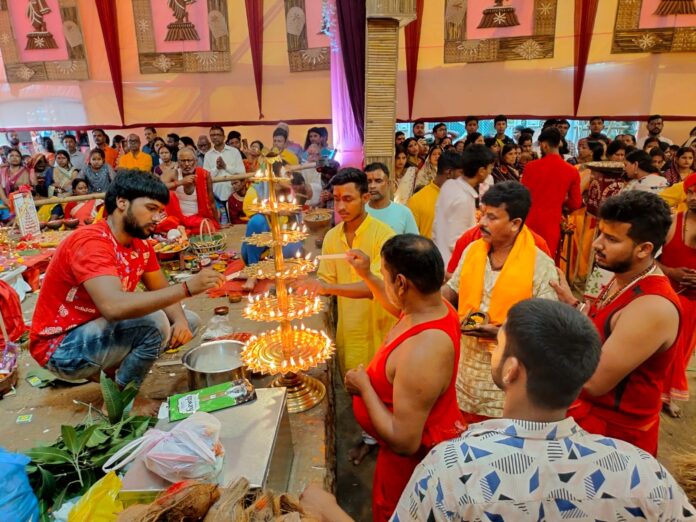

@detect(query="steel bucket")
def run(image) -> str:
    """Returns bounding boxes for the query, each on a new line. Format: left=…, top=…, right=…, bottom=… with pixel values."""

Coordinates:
left=182, top=340, right=247, bottom=391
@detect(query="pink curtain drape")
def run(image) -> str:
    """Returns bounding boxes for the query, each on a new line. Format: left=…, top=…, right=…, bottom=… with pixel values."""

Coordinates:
left=95, top=0, right=124, bottom=125
left=405, top=0, right=424, bottom=121
left=244, top=0, right=264, bottom=119
left=330, top=0, right=363, bottom=168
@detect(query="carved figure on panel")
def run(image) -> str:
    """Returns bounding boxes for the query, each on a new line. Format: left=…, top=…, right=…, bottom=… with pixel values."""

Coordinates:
left=165, top=0, right=200, bottom=41
left=654, top=0, right=696, bottom=15
left=478, top=0, right=520, bottom=29
left=25, top=0, right=58, bottom=50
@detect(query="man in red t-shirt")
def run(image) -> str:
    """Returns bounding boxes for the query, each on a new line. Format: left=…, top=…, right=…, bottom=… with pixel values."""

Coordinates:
left=522, top=128, right=582, bottom=259
left=30, top=170, right=224, bottom=390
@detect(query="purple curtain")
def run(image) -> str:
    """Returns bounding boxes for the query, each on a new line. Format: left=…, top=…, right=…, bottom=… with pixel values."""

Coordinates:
left=336, top=0, right=366, bottom=141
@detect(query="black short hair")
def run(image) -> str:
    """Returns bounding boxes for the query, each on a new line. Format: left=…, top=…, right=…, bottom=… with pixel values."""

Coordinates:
left=433, top=123, right=447, bottom=133
left=543, top=119, right=557, bottom=129
left=520, top=127, right=535, bottom=137
left=365, top=162, right=389, bottom=177
left=649, top=148, right=665, bottom=160
left=227, top=130, right=241, bottom=141
left=589, top=116, right=604, bottom=123
left=209, top=126, right=224, bottom=135
left=538, top=127, right=562, bottom=148
left=72, top=177, right=87, bottom=190
left=92, top=128, right=106, bottom=137
left=89, top=147, right=105, bottom=160
left=395, top=131, right=405, bottom=138
left=413, top=119, right=424, bottom=128
left=463, top=132, right=483, bottom=148
left=518, top=135, right=532, bottom=146
left=461, top=144, right=495, bottom=178
left=606, top=140, right=626, bottom=158
left=144, top=126, right=156, bottom=134
left=104, top=170, right=169, bottom=215
left=330, top=167, right=368, bottom=194
left=558, top=119, right=570, bottom=126
left=381, top=234, right=444, bottom=294
left=438, top=150, right=464, bottom=174
left=624, top=133, right=636, bottom=145
left=62, top=134, right=77, bottom=143
left=481, top=181, right=531, bottom=222
left=626, top=149, right=659, bottom=174
left=484, top=137, right=498, bottom=148
left=273, top=128, right=288, bottom=140
left=503, top=299, right=601, bottom=410
left=599, top=191, right=672, bottom=252
left=180, top=136, right=195, bottom=148
left=494, top=114, right=507, bottom=124
left=167, top=133, right=180, bottom=142
left=465, top=116, right=479, bottom=125
left=648, top=114, right=663, bottom=123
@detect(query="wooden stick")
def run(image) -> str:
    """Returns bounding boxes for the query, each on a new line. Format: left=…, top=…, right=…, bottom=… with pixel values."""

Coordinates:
left=0, top=165, right=320, bottom=210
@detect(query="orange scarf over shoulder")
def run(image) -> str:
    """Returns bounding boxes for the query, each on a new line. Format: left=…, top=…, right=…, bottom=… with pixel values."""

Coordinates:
left=458, top=226, right=536, bottom=324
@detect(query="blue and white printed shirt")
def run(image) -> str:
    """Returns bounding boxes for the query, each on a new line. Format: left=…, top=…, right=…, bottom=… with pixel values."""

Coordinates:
left=391, top=417, right=695, bottom=521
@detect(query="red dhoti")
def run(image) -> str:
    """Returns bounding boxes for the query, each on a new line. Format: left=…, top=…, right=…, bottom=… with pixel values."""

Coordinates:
left=663, top=295, right=696, bottom=402
left=659, top=210, right=696, bottom=403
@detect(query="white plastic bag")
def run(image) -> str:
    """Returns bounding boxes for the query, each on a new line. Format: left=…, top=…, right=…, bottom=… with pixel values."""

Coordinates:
left=102, top=412, right=224, bottom=483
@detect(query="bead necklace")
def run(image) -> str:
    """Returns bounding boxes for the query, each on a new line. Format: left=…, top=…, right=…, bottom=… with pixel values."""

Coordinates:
left=593, top=262, right=657, bottom=313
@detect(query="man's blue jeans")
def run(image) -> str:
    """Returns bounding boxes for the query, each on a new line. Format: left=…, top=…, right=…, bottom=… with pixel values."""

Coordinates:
left=45, top=309, right=200, bottom=388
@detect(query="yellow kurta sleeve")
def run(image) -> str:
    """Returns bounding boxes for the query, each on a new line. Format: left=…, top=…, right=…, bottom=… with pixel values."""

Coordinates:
left=243, top=185, right=258, bottom=217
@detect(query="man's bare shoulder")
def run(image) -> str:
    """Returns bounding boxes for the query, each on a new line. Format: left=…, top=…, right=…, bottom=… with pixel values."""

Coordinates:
left=399, top=327, right=454, bottom=363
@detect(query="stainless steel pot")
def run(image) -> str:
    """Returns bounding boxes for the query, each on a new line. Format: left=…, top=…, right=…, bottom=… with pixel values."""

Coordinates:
left=182, top=340, right=247, bottom=391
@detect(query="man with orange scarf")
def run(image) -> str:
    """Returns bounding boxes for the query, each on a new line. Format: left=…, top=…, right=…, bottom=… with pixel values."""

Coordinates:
left=659, top=172, right=696, bottom=418
left=441, top=182, right=559, bottom=424
left=156, top=147, right=220, bottom=234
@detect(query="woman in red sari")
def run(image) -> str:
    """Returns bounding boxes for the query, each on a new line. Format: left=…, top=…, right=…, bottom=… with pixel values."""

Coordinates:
left=345, top=235, right=464, bottom=522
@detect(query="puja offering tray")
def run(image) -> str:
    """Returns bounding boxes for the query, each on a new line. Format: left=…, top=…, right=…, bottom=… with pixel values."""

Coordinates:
left=239, top=155, right=334, bottom=413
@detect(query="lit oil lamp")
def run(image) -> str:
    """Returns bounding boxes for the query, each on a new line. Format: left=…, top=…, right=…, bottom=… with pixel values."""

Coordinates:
left=239, top=153, right=333, bottom=413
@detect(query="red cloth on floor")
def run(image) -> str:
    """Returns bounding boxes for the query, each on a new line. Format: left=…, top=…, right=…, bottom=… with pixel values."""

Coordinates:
left=0, top=280, right=26, bottom=349
left=21, top=249, right=55, bottom=291
left=206, top=259, right=273, bottom=298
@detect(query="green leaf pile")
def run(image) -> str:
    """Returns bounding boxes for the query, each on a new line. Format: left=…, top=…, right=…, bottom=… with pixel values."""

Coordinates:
left=24, top=373, right=157, bottom=521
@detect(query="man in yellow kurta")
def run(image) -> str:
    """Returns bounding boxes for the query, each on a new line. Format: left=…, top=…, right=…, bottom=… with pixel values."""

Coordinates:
left=295, top=168, right=395, bottom=374
left=406, top=150, right=461, bottom=239
left=442, top=182, right=558, bottom=423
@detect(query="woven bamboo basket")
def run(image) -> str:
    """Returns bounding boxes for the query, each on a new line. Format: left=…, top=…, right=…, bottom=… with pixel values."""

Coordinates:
left=189, top=219, right=225, bottom=256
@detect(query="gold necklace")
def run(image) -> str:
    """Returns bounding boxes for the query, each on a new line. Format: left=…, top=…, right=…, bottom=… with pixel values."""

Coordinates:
left=595, top=262, right=657, bottom=311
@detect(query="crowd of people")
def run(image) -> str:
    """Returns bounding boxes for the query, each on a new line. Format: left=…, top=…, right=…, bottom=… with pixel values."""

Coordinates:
left=0, top=123, right=335, bottom=228
left=5, top=114, right=696, bottom=520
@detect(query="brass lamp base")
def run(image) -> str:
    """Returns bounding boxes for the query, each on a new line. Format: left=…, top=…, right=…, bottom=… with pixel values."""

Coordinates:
left=271, top=372, right=326, bottom=413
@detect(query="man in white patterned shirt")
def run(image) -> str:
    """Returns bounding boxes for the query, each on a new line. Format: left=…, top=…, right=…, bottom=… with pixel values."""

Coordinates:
left=300, top=299, right=695, bottom=521
left=390, top=299, right=694, bottom=521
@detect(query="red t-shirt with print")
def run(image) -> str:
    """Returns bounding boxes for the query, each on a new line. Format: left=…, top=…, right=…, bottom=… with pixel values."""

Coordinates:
left=29, top=220, right=159, bottom=366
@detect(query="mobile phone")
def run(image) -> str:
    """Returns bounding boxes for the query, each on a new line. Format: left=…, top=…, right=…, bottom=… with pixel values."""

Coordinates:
left=242, top=138, right=249, bottom=149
